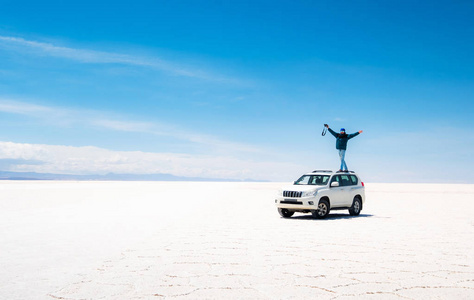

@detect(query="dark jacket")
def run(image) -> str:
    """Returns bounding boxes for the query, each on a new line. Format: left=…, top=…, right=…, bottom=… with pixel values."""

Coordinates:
left=328, top=128, right=360, bottom=150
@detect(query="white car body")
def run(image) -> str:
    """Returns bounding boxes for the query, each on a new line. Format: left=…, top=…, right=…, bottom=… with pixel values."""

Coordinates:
left=275, top=170, right=365, bottom=218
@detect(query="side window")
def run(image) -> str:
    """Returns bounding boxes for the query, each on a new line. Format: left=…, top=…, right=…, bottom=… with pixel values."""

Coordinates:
left=340, top=175, right=351, bottom=186
left=330, top=175, right=341, bottom=185
left=350, top=175, right=358, bottom=185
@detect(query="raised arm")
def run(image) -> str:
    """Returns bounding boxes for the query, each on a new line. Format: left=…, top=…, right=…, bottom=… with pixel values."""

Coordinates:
left=327, top=127, right=338, bottom=138
left=348, top=130, right=363, bottom=139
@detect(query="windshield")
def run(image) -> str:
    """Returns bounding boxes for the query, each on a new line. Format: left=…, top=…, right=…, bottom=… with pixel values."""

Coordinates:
left=294, top=175, right=330, bottom=185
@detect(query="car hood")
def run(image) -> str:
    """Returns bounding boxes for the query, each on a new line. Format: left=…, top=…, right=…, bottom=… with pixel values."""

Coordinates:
left=281, top=185, right=325, bottom=192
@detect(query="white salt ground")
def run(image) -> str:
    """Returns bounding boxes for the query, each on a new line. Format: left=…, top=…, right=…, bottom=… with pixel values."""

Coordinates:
left=0, top=181, right=473, bottom=299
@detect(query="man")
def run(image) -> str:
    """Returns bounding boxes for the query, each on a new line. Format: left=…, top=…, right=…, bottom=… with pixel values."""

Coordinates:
left=325, top=125, right=363, bottom=172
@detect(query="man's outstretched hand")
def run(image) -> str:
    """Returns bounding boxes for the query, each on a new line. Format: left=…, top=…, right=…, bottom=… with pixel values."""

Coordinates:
left=359, top=130, right=363, bottom=134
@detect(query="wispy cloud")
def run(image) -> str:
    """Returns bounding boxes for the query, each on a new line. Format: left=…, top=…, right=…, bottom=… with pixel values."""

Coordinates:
left=91, top=119, right=156, bottom=133
left=0, top=100, right=54, bottom=115
left=0, top=97, right=264, bottom=155
left=0, top=35, right=238, bottom=83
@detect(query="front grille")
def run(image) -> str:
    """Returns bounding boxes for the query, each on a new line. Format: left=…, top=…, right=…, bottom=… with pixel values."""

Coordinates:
left=283, top=191, right=302, bottom=198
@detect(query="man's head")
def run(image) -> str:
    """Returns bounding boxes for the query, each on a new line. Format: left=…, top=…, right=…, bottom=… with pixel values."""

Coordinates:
left=340, top=128, right=346, bottom=134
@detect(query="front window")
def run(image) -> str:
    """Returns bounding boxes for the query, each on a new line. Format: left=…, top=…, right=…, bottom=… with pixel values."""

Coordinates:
left=340, top=175, right=351, bottom=186
left=295, top=175, right=330, bottom=185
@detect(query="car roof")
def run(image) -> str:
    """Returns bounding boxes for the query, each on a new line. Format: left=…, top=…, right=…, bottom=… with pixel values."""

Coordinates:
left=304, top=170, right=358, bottom=176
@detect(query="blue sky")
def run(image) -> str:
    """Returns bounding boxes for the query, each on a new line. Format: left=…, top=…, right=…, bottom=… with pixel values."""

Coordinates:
left=0, top=1, right=473, bottom=182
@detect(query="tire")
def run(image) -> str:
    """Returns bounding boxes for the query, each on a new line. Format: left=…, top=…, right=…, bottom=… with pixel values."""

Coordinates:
left=348, top=197, right=362, bottom=216
left=278, top=208, right=294, bottom=218
left=312, top=199, right=330, bottom=219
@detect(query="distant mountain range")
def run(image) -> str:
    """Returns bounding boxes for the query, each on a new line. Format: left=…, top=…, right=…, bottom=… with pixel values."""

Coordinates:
left=0, top=171, right=266, bottom=182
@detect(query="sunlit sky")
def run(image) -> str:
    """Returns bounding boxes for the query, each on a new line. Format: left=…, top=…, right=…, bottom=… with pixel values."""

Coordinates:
left=0, top=1, right=473, bottom=182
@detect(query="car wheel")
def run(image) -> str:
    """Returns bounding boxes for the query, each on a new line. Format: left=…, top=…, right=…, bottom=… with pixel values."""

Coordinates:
left=278, top=208, right=294, bottom=218
left=349, top=197, right=362, bottom=216
left=312, top=199, right=330, bottom=219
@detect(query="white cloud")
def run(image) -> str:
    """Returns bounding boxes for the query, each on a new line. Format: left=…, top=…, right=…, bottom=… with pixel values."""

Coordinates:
left=0, top=35, right=238, bottom=83
left=0, top=141, right=301, bottom=181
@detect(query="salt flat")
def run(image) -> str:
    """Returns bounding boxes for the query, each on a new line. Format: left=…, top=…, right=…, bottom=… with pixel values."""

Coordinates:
left=0, top=181, right=473, bottom=299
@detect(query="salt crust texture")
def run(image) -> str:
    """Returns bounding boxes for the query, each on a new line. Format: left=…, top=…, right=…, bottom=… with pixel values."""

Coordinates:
left=0, top=181, right=473, bottom=299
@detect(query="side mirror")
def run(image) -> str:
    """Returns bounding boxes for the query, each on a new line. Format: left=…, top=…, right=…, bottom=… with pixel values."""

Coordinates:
left=330, top=181, right=340, bottom=187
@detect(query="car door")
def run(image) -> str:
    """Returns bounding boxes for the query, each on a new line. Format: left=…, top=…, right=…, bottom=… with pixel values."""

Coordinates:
left=338, top=174, right=353, bottom=206
left=329, top=175, right=347, bottom=207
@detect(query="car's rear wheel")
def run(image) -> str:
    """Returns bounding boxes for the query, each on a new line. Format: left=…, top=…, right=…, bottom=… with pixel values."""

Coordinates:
left=312, top=199, right=330, bottom=219
left=348, top=197, right=362, bottom=216
left=278, top=208, right=294, bottom=218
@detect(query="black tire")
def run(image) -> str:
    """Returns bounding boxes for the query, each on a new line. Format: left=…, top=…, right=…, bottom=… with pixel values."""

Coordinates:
left=348, top=197, right=362, bottom=216
left=312, top=199, right=330, bottom=219
left=278, top=208, right=294, bottom=218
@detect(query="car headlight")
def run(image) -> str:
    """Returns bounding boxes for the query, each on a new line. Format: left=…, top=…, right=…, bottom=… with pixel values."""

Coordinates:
left=276, top=189, right=283, bottom=197
left=302, top=190, right=317, bottom=197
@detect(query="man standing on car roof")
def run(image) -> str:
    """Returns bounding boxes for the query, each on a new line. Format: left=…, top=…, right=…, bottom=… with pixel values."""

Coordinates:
left=325, top=125, right=363, bottom=172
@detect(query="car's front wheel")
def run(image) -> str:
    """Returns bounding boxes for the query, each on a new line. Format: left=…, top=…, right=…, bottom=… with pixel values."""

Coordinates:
left=348, top=197, right=362, bottom=216
left=278, top=208, right=294, bottom=218
left=312, top=199, right=330, bottom=219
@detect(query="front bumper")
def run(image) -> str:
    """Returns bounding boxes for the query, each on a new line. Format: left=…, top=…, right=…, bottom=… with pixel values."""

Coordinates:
left=275, top=196, right=317, bottom=211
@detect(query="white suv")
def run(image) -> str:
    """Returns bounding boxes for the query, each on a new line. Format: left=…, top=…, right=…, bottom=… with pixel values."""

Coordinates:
left=275, top=170, right=365, bottom=219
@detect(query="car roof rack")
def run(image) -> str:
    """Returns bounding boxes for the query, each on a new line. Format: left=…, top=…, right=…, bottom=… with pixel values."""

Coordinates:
left=335, top=170, right=355, bottom=173
left=312, top=170, right=333, bottom=173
